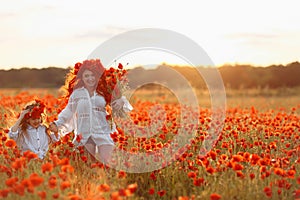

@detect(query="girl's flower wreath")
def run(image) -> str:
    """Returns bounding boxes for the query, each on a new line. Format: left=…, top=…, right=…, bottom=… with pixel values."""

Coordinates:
left=24, top=99, right=46, bottom=119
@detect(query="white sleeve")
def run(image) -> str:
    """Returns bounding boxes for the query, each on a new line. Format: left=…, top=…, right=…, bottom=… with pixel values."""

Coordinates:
left=121, top=96, right=133, bottom=112
left=49, top=132, right=60, bottom=142
left=54, top=94, right=76, bottom=135
left=8, top=128, right=20, bottom=140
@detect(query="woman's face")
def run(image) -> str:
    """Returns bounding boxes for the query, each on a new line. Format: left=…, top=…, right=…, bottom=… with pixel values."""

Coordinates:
left=82, top=70, right=96, bottom=89
left=27, top=118, right=41, bottom=128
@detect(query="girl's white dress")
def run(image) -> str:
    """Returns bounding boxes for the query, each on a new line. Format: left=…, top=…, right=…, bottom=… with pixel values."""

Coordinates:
left=9, top=125, right=59, bottom=159
left=54, top=87, right=132, bottom=147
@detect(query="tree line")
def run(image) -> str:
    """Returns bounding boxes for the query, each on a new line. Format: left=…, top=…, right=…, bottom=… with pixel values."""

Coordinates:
left=0, top=62, right=299, bottom=89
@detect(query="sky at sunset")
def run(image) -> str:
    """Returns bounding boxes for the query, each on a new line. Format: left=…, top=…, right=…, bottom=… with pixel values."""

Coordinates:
left=1, top=0, right=300, bottom=70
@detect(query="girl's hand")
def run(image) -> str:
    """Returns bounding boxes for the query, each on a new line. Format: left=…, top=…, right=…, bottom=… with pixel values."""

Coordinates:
left=10, top=109, right=31, bottom=132
left=19, top=109, right=30, bottom=119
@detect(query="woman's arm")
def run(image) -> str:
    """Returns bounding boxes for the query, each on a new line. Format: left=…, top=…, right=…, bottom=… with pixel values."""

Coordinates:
left=49, top=131, right=60, bottom=143
left=111, top=96, right=133, bottom=118
left=50, top=94, right=77, bottom=134
left=112, top=96, right=133, bottom=112
left=46, top=126, right=60, bottom=143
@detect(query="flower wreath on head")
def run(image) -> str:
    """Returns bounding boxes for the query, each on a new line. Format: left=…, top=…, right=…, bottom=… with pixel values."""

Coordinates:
left=24, top=99, right=46, bottom=119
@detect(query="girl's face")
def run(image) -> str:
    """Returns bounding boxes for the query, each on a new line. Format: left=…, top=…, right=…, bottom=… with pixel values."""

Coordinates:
left=27, top=118, right=41, bottom=128
left=82, top=70, right=96, bottom=89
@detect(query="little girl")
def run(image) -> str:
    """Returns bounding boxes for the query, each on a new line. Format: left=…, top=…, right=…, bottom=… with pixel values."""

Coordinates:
left=8, top=100, right=60, bottom=159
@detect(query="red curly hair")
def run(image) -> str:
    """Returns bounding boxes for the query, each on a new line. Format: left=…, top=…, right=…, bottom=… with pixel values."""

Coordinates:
left=61, top=59, right=111, bottom=104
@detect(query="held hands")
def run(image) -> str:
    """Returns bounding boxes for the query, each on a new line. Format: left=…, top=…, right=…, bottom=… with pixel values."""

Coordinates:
left=49, top=122, right=58, bottom=133
left=47, top=123, right=59, bottom=139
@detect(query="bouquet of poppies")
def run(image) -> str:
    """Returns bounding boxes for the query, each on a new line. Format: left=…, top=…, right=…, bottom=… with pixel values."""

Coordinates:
left=104, top=63, right=130, bottom=118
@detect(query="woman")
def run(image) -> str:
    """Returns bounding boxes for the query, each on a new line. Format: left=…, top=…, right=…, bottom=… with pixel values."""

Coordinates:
left=49, top=59, right=132, bottom=164
left=9, top=100, right=60, bottom=159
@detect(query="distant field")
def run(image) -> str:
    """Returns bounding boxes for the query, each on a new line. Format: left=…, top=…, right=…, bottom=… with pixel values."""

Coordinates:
left=129, top=87, right=300, bottom=111
left=0, top=88, right=62, bottom=97
left=0, top=88, right=299, bottom=111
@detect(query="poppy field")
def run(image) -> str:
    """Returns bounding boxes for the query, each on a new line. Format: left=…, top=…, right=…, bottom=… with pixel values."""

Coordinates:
left=0, top=88, right=299, bottom=200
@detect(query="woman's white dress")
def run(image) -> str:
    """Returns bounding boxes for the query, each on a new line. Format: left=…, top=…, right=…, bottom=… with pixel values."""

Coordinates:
left=55, top=87, right=132, bottom=147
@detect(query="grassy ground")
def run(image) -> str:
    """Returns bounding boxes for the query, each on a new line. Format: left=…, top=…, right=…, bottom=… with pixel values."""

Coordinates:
left=0, top=88, right=299, bottom=200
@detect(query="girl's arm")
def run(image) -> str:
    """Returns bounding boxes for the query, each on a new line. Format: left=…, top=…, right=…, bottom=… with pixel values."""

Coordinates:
left=10, top=109, right=30, bottom=132
left=9, top=109, right=30, bottom=139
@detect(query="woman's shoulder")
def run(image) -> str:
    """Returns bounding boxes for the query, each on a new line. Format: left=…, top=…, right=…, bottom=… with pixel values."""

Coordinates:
left=71, top=87, right=86, bottom=97
left=73, top=87, right=85, bottom=93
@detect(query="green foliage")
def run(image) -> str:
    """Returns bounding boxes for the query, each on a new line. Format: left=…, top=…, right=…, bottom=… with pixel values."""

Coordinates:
left=1, top=62, right=300, bottom=89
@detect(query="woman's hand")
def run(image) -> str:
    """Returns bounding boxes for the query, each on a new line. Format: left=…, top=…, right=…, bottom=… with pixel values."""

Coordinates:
left=49, top=122, right=58, bottom=133
left=111, top=98, right=124, bottom=111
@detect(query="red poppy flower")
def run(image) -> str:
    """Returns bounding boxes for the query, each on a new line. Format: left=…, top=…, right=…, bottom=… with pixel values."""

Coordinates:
left=118, top=170, right=127, bottom=178
left=295, top=189, right=300, bottom=199
left=157, top=190, right=166, bottom=197
left=60, top=181, right=71, bottom=190
left=37, top=191, right=46, bottom=199
left=5, top=139, right=16, bottom=148
left=29, top=173, right=44, bottom=187
left=68, top=195, right=81, bottom=200
left=98, top=183, right=110, bottom=192
left=118, top=63, right=123, bottom=69
left=233, top=163, right=244, bottom=171
left=193, top=178, right=204, bottom=186
left=48, top=177, right=57, bottom=189
left=188, top=171, right=196, bottom=178
left=23, top=151, right=38, bottom=161
left=41, top=162, right=53, bottom=173
left=127, top=183, right=138, bottom=194
left=232, top=154, right=243, bottom=162
left=52, top=193, right=59, bottom=199
left=210, top=193, right=221, bottom=200
left=263, top=187, right=272, bottom=198
left=274, top=168, right=284, bottom=176
left=148, top=188, right=155, bottom=195
left=206, top=167, right=215, bottom=174
left=13, top=183, right=25, bottom=196
left=110, top=191, right=120, bottom=200
left=5, top=177, right=18, bottom=187
left=0, top=189, right=10, bottom=198
left=61, top=165, right=74, bottom=173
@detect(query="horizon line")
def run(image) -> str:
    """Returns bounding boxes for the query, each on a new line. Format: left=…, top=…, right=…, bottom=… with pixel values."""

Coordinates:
left=0, top=60, right=299, bottom=71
